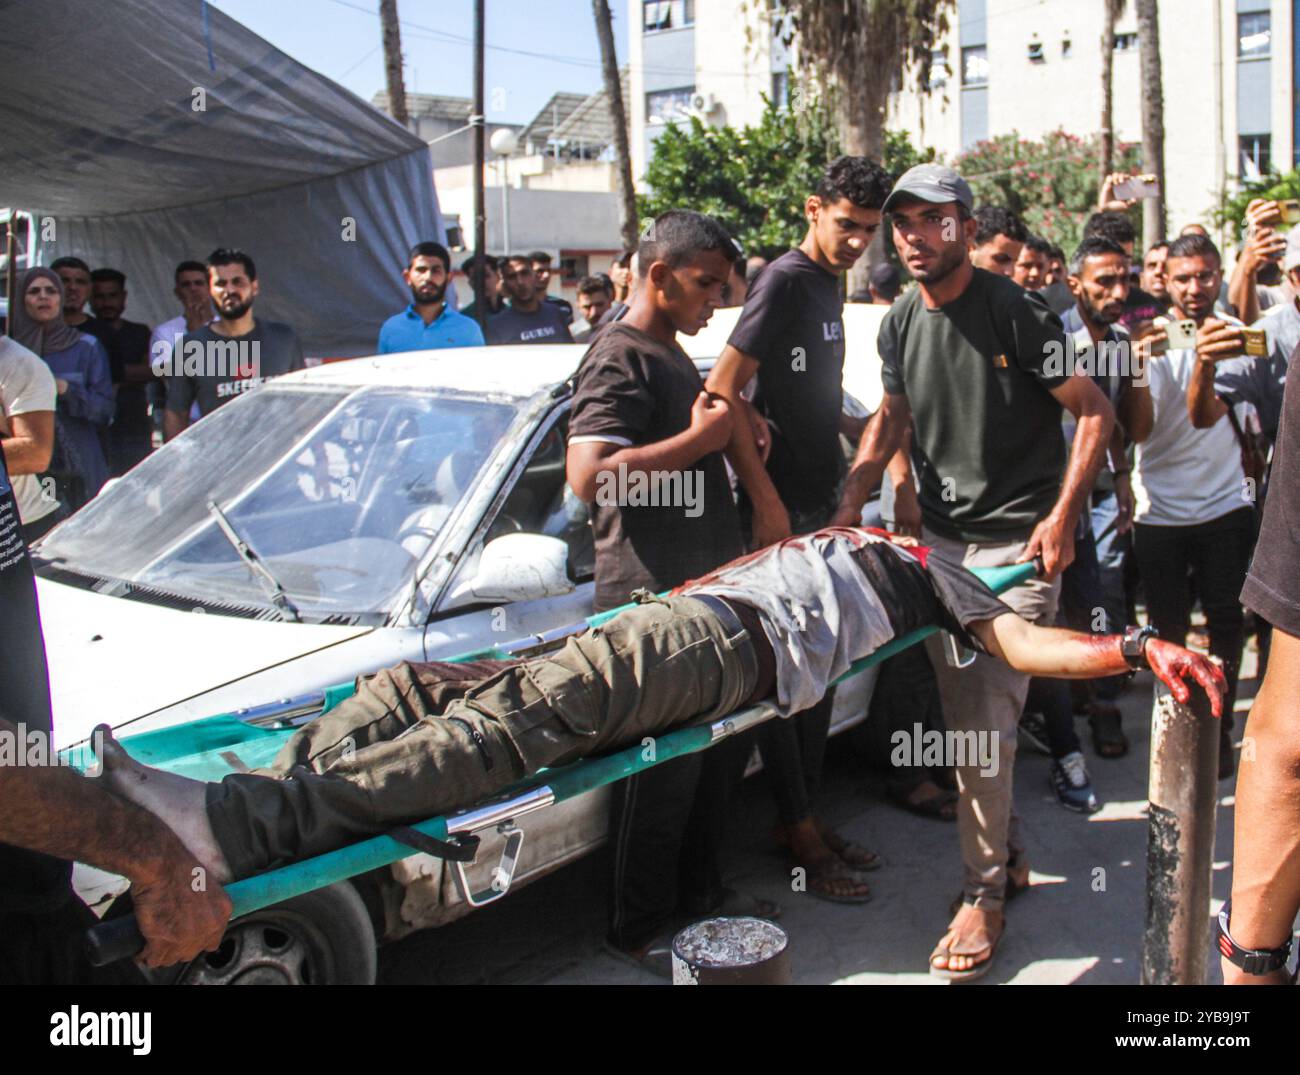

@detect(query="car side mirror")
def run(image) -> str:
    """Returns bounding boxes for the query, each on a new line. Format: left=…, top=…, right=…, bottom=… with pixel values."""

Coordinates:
left=458, top=533, right=575, bottom=604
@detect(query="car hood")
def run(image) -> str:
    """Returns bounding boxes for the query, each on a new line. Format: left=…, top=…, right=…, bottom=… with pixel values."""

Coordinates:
left=37, top=577, right=371, bottom=749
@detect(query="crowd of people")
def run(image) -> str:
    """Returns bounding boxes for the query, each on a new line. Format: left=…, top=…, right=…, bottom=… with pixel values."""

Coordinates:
left=2, top=151, right=1298, bottom=988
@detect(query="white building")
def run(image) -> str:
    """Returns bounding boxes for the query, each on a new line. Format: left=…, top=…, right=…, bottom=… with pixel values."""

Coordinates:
left=629, top=0, right=1295, bottom=235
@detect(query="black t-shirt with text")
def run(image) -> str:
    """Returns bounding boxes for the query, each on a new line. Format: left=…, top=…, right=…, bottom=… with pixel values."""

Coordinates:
left=486, top=303, right=574, bottom=345
left=569, top=323, right=743, bottom=611
left=727, top=248, right=846, bottom=512
left=165, top=320, right=305, bottom=418
left=880, top=268, right=1070, bottom=542
left=0, top=447, right=72, bottom=913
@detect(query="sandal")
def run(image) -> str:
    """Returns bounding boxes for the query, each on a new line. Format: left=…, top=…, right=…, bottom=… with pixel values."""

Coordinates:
left=818, top=826, right=883, bottom=871
left=799, top=856, right=873, bottom=904
left=929, top=915, right=1004, bottom=982
left=1088, top=704, right=1129, bottom=759
left=888, top=779, right=959, bottom=822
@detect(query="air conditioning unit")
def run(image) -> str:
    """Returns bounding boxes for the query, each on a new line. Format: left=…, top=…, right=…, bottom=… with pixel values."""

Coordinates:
left=690, top=92, right=720, bottom=115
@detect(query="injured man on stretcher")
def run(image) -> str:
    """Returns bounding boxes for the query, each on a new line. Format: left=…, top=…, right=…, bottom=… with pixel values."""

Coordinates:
left=99, top=527, right=1224, bottom=883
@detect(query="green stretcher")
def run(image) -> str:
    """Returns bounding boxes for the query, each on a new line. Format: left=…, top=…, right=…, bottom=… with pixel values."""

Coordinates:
left=81, top=560, right=1037, bottom=965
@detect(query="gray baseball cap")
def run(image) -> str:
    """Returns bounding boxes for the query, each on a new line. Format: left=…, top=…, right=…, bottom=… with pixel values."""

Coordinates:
left=882, top=163, right=975, bottom=213
left=1283, top=223, right=1300, bottom=271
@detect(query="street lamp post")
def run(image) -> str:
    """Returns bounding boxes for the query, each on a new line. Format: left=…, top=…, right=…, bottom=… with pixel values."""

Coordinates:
left=490, top=128, right=518, bottom=254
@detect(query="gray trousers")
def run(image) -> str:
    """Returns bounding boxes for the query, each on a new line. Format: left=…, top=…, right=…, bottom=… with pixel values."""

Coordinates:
left=207, top=595, right=757, bottom=878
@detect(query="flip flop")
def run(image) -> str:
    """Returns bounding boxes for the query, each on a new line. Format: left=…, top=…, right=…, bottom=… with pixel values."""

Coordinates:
left=799, top=857, right=873, bottom=904
left=888, top=780, right=959, bottom=822
left=819, top=827, right=883, bottom=871
left=929, top=919, right=1003, bottom=982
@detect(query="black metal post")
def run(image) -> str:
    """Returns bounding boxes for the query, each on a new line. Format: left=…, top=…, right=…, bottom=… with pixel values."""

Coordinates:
left=471, top=0, right=487, bottom=335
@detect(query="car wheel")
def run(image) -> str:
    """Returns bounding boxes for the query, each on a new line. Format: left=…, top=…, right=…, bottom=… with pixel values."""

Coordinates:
left=154, top=883, right=377, bottom=985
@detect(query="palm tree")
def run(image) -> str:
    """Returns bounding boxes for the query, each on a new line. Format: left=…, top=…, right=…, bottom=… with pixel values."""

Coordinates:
left=1135, top=0, right=1166, bottom=239
left=592, top=0, right=638, bottom=250
left=1099, top=0, right=1126, bottom=181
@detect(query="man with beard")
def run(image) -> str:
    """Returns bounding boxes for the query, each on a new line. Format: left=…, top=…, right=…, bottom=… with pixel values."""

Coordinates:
left=486, top=255, right=574, bottom=345
left=89, top=268, right=155, bottom=475
left=1133, top=234, right=1257, bottom=780
left=831, top=164, right=1114, bottom=978
left=163, top=249, right=305, bottom=439
left=378, top=242, right=484, bottom=354
left=1140, top=241, right=1170, bottom=307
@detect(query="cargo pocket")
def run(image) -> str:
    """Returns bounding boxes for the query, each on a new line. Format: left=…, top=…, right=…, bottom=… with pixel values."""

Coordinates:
left=488, top=658, right=603, bottom=774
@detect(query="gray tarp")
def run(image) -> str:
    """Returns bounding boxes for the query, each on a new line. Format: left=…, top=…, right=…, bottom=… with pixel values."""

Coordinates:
left=0, top=0, right=443, bottom=356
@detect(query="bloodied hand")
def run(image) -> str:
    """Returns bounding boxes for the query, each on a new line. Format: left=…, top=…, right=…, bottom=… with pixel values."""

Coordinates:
left=1145, top=639, right=1227, bottom=717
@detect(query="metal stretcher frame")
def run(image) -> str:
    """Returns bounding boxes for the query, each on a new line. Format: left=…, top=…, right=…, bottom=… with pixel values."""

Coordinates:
left=82, top=560, right=1036, bottom=964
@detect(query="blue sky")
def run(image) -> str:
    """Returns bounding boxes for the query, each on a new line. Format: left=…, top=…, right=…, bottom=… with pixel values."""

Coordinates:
left=209, top=0, right=631, bottom=125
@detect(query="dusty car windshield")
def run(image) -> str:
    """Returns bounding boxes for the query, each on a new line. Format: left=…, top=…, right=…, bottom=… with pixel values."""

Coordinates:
left=36, top=385, right=517, bottom=621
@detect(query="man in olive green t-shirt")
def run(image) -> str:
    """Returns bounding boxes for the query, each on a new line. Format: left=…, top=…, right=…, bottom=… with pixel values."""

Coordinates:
left=832, top=164, right=1115, bottom=980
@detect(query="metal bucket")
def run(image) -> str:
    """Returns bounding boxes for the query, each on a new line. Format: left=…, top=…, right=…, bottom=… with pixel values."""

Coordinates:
left=671, top=916, right=791, bottom=985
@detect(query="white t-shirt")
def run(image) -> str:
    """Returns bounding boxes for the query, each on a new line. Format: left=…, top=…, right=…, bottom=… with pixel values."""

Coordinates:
left=0, top=337, right=58, bottom=524
left=1132, top=342, right=1247, bottom=526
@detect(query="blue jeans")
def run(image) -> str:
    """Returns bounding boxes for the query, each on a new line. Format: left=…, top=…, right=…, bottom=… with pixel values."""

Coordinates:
left=1089, top=490, right=1130, bottom=703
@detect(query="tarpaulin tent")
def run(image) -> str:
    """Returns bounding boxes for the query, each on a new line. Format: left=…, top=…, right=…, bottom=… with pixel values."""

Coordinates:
left=0, top=0, right=444, bottom=357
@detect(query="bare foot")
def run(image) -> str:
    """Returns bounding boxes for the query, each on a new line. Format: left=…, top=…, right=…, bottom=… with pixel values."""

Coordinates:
left=97, top=726, right=234, bottom=883
left=930, top=904, right=1003, bottom=976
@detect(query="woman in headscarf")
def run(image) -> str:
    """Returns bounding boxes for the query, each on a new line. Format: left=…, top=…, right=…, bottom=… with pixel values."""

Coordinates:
left=10, top=267, right=114, bottom=509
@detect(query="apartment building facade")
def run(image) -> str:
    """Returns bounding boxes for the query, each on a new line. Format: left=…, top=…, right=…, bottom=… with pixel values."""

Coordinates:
left=629, top=0, right=1299, bottom=233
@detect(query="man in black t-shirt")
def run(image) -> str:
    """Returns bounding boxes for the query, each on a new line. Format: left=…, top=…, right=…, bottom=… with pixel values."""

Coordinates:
left=0, top=447, right=230, bottom=980
left=163, top=249, right=306, bottom=439
left=833, top=163, right=1115, bottom=978
left=1223, top=365, right=1300, bottom=985
left=90, top=268, right=155, bottom=475
left=567, top=210, right=757, bottom=969
left=706, top=155, right=892, bottom=903
left=486, top=256, right=575, bottom=345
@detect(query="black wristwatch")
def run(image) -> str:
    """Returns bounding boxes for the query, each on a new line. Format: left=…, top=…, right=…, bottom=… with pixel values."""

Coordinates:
left=1217, top=900, right=1293, bottom=976
left=1121, top=624, right=1158, bottom=672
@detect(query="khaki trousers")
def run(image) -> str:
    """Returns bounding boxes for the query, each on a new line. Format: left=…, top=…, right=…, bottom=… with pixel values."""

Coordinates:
left=921, top=527, right=1061, bottom=911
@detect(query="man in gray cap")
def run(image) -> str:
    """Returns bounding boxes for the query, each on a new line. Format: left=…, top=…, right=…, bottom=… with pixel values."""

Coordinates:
left=830, top=162, right=1115, bottom=979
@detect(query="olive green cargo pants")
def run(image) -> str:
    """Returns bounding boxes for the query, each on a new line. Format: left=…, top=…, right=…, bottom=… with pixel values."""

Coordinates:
left=208, top=595, right=757, bottom=877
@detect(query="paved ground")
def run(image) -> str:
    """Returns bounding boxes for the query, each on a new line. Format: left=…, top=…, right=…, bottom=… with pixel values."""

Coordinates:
left=379, top=646, right=1260, bottom=986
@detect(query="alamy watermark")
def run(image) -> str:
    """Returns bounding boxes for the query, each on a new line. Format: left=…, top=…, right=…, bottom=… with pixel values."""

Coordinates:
left=151, top=336, right=261, bottom=385
left=890, top=721, right=999, bottom=777
left=1042, top=337, right=1149, bottom=385
left=594, top=463, right=704, bottom=518
left=0, top=723, right=103, bottom=776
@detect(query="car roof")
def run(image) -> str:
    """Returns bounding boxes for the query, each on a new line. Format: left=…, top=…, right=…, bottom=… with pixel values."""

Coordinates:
left=282, top=344, right=592, bottom=398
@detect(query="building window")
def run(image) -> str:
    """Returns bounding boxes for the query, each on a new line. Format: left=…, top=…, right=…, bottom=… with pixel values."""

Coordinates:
left=926, top=50, right=949, bottom=89
left=646, top=86, right=694, bottom=125
left=962, top=45, right=989, bottom=86
left=1061, top=37, right=1073, bottom=59
left=1238, top=12, right=1271, bottom=58
left=1114, top=32, right=1138, bottom=51
left=771, top=70, right=790, bottom=108
left=1240, top=134, right=1272, bottom=178
left=1027, top=37, right=1044, bottom=63
left=643, top=0, right=693, bottom=32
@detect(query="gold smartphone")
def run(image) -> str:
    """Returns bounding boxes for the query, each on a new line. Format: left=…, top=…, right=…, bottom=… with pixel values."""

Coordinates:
left=1280, top=200, right=1300, bottom=225
left=1242, top=327, right=1267, bottom=357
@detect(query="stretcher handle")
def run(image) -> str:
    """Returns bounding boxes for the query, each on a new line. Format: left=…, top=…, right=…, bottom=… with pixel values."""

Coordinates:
left=85, top=915, right=145, bottom=967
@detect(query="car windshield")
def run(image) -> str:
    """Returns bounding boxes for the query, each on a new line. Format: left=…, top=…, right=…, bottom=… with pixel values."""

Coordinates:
left=36, top=385, right=518, bottom=622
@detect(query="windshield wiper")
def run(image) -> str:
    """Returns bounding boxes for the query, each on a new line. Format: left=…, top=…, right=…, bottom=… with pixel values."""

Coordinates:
left=206, top=499, right=302, bottom=623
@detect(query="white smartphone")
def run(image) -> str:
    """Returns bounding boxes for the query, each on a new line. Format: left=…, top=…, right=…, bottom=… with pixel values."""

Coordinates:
left=1165, top=319, right=1198, bottom=350
left=1114, top=176, right=1160, bottom=200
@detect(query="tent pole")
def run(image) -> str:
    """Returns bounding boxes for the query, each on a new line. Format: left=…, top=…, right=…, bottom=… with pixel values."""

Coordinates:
left=472, top=0, right=487, bottom=333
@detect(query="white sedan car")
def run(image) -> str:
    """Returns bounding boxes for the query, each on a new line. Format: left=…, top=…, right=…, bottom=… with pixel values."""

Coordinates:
left=37, top=308, right=886, bottom=983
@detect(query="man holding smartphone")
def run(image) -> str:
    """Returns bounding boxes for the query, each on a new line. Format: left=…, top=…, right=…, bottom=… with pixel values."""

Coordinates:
left=1129, top=233, right=1255, bottom=779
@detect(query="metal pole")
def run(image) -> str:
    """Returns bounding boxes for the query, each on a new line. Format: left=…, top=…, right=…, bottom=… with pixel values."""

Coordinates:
left=1141, top=688, right=1221, bottom=984
left=4, top=216, right=15, bottom=334
left=471, top=0, right=487, bottom=334
left=501, top=156, right=511, bottom=254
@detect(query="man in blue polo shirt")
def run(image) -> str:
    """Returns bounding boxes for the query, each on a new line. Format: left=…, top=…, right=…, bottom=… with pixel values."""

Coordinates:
left=377, top=241, right=485, bottom=354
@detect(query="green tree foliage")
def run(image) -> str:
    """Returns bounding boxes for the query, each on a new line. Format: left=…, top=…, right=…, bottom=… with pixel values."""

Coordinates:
left=1216, top=170, right=1300, bottom=241
left=954, top=129, right=1142, bottom=252
left=638, top=99, right=931, bottom=260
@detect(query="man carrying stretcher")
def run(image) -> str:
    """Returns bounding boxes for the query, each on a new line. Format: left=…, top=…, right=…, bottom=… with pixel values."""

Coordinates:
left=99, top=526, right=1222, bottom=887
